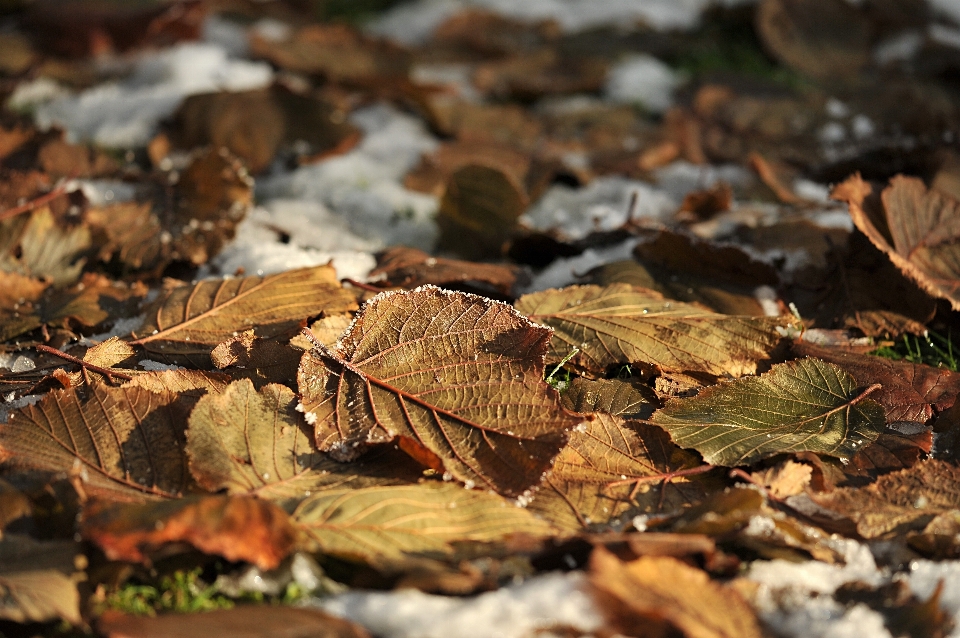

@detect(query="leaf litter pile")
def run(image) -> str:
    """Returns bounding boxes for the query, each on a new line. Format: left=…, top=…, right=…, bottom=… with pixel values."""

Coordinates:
left=1, top=0, right=960, bottom=636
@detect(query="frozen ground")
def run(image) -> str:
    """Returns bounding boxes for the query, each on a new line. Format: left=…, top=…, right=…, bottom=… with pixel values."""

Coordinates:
left=6, top=3, right=955, bottom=636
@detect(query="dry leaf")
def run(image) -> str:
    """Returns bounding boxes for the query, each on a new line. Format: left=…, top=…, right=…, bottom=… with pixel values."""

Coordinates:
left=0, top=382, right=192, bottom=501
left=132, top=265, right=357, bottom=366
left=97, top=606, right=371, bottom=638
left=0, top=536, right=81, bottom=624
left=589, top=546, right=763, bottom=638
left=297, top=286, right=579, bottom=497
left=370, top=246, right=520, bottom=296
left=0, top=206, right=90, bottom=285
left=832, top=173, right=960, bottom=310
left=187, top=379, right=343, bottom=502
left=81, top=495, right=298, bottom=570
left=516, top=284, right=785, bottom=377
left=810, top=459, right=960, bottom=538
left=650, top=358, right=886, bottom=466
left=792, top=341, right=960, bottom=423
left=437, top=164, right=528, bottom=260
left=293, top=482, right=558, bottom=567
left=530, top=378, right=712, bottom=529
left=210, top=331, right=302, bottom=388
left=750, top=460, right=812, bottom=499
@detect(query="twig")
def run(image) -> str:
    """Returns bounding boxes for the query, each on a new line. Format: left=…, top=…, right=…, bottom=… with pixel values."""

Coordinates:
left=35, top=344, right=134, bottom=381
left=0, top=182, right=70, bottom=223
left=341, top=278, right=386, bottom=292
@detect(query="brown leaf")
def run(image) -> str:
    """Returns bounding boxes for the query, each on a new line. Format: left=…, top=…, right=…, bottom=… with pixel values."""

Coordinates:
left=172, top=87, right=360, bottom=174
left=131, top=265, right=357, bottom=366
left=473, top=49, right=607, bottom=101
left=81, top=495, right=298, bottom=570
left=437, top=164, right=528, bottom=260
left=833, top=173, right=960, bottom=311
left=0, top=536, right=81, bottom=624
left=37, top=138, right=118, bottom=177
left=810, top=459, right=960, bottom=538
left=210, top=331, right=302, bottom=388
left=750, top=459, right=812, bottom=499
left=589, top=546, right=763, bottom=638
left=86, top=202, right=165, bottom=271
left=297, top=286, right=579, bottom=497
left=0, top=478, right=31, bottom=532
left=0, top=206, right=91, bottom=285
left=529, top=378, right=713, bottom=530
left=756, top=0, right=869, bottom=79
left=122, top=369, right=231, bottom=396
left=516, top=284, right=786, bottom=377
left=677, top=182, right=733, bottom=220
left=289, top=315, right=354, bottom=352
left=166, top=147, right=253, bottom=266
left=404, top=141, right=531, bottom=197
left=187, top=379, right=343, bottom=502
left=0, top=274, right=143, bottom=343
left=97, top=607, right=371, bottom=638
left=249, top=23, right=410, bottom=83
left=0, top=382, right=192, bottom=501
left=370, top=246, right=520, bottom=296
left=792, top=341, right=960, bottom=424
left=293, top=482, right=558, bottom=567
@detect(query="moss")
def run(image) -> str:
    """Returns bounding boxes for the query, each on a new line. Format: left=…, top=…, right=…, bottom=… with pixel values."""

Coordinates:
left=871, top=331, right=959, bottom=371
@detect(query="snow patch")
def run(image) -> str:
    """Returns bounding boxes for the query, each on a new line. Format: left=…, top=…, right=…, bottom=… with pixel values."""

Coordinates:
left=1, top=394, right=43, bottom=424
left=34, top=42, right=273, bottom=147
left=653, top=160, right=753, bottom=202
left=604, top=54, right=680, bottom=113
left=139, top=360, right=181, bottom=372
left=312, top=571, right=603, bottom=638
left=521, top=177, right=675, bottom=241
left=522, top=237, right=641, bottom=293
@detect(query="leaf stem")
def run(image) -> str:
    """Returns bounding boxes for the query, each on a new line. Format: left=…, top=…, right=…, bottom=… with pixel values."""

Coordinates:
left=546, top=347, right=579, bottom=382
left=35, top=344, right=135, bottom=381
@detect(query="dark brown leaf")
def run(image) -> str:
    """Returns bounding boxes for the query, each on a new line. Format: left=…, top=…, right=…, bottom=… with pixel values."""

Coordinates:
left=0, top=536, right=81, bottom=624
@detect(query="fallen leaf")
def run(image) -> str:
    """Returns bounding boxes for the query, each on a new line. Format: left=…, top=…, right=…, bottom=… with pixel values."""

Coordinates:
left=210, top=331, right=301, bottom=388
left=756, top=0, right=869, bottom=79
left=97, top=606, right=371, bottom=638
left=750, top=459, right=812, bottom=499
left=86, top=202, right=165, bottom=272
left=530, top=378, right=713, bottom=530
left=165, top=147, right=253, bottom=266
left=293, top=482, right=558, bottom=567
left=37, top=137, right=117, bottom=178
left=677, top=182, right=733, bottom=220
left=289, top=315, right=354, bottom=351
left=437, top=164, right=528, bottom=260
left=0, top=535, right=81, bottom=624
left=131, top=265, right=357, bottom=366
left=81, top=495, right=298, bottom=570
left=370, top=246, right=520, bottom=296
left=0, top=478, right=31, bottom=532
left=589, top=546, right=763, bottom=638
left=833, top=173, right=960, bottom=310
left=810, top=459, right=960, bottom=538
left=650, top=358, right=886, bottom=466
left=516, top=284, right=785, bottom=377
left=0, top=207, right=90, bottom=285
left=792, top=341, right=960, bottom=423
left=297, top=286, right=579, bottom=497
left=187, top=379, right=342, bottom=502
left=0, top=274, right=143, bottom=343
left=122, top=369, right=231, bottom=396
left=0, top=382, right=192, bottom=501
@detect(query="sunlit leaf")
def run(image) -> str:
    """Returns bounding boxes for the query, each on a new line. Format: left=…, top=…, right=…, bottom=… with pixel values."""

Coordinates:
left=293, top=482, right=558, bottom=567
left=81, top=495, right=298, bottom=570
left=589, top=546, right=763, bottom=638
left=297, top=286, right=579, bottom=497
left=516, top=284, right=786, bottom=377
left=0, top=383, right=192, bottom=501
left=132, top=265, right=357, bottom=366
left=650, top=358, right=886, bottom=466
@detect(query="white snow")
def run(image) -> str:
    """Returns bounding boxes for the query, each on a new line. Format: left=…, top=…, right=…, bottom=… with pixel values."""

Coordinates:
left=6, top=77, right=71, bottom=113
left=312, top=571, right=604, bottom=638
left=930, top=22, right=960, bottom=49
left=903, top=560, right=960, bottom=637
left=522, top=237, right=641, bottom=292
left=0, top=353, right=35, bottom=372
left=929, top=0, right=960, bottom=27
left=258, top=104, right=439, bottom=254
left=652, top=160, right=753, bottom=202
left=34, top=42, right=273, bottom=147
left=0, top=393, right=43, bottom=424
left=604, top=54, right=681, bottom=113
left=139, top=360, right=182, bottom=372
left=873, top=31, right=924, bottom=65
left=521, top=177, right=675, bottom=241
left=370, top=0, right=759, bottom=45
